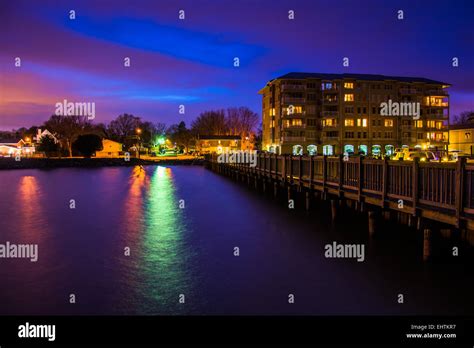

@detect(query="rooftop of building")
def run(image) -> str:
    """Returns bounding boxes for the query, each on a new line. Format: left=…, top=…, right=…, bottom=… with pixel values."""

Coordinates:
left=266, top=72, right=449, bottom=86
left=449, top=123, right=474, bottom=130
left=0, top=138, right=24, bottom=144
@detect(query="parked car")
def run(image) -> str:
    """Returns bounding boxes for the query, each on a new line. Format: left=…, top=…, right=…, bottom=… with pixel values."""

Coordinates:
left=405, top=151, right=437, bottom=162
left=161, top=148, right=178, bottom=156
left=391, top=148, right=409, bottom=161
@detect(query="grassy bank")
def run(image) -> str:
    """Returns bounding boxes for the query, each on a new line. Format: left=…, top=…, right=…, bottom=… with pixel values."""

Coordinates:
left=0, top=157, right=204, bottom=170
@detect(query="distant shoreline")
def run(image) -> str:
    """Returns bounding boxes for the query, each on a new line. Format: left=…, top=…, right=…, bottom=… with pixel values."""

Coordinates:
left=0, top=157, right=204, bottom=170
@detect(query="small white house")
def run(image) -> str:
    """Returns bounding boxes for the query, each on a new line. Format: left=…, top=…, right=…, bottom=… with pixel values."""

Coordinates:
left=34, top=129, right=59, bottom=144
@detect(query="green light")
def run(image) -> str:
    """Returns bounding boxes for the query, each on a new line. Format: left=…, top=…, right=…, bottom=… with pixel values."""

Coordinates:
left=156, top=137, right=165, bottom=145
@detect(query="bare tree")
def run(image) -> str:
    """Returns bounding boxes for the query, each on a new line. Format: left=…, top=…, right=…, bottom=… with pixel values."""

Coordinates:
left=226, top=107, right=259, bottom=137
left=44, top=115, right=93, bottom=157
left=453, top=110, right=474, bottom=125
left=108, top=114, right=141, bottom=142
left=191, top=110, right=228, bottom=135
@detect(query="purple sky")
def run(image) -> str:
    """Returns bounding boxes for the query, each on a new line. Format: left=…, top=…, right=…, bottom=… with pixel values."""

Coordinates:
left=0, top=0, right=473, bottom=130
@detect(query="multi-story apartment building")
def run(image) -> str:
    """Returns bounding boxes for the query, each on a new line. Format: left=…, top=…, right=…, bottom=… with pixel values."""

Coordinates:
left=259, top=72, right=449, bottom=156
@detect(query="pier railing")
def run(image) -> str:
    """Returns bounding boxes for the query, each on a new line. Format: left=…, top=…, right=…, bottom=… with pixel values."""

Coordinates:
left=209, top=153, right=474, bottom=227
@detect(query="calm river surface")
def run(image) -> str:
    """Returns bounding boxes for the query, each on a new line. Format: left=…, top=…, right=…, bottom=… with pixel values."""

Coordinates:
left=0, top=165, right=473, bottom=315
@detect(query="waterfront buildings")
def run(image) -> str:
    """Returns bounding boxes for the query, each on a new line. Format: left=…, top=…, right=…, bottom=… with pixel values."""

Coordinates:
left=0, top=139, right=35, bottom=157
left=95, top=139, right=123, bottom=158
left=448, top=124, right=474, bottom=155
left=196, top=135, right=241, bottom=154
left=259, top=72, right=450, bottom=155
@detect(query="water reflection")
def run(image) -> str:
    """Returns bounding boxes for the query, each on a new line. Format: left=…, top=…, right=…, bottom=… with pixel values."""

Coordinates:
left=124, top=166, right=150, bottom=235
left=139, top=166, right=194, bottom=314
left=17, top=175, right=45, bottom=241
left=117, top=166, right=195, bottom=314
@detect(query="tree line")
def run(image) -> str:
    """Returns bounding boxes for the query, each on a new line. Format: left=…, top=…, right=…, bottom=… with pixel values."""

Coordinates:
left=1, top=107, right=261, bottom=157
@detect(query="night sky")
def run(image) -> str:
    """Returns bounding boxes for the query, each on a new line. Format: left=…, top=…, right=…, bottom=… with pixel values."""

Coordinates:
left=0, top=0, right=473, bottom=130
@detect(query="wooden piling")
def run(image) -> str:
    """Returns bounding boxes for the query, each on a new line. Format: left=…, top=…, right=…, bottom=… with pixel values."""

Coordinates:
left=331, top=200, right=338, bottom=220
left=305, top=191, right=310, bottom=211
left=423, top=228, right=431, bottom=261
left=368, top=211, right=376, bottom=237
left=440, top=228, right=452, bottom=239
left=416, top=216, right=422, bottom=230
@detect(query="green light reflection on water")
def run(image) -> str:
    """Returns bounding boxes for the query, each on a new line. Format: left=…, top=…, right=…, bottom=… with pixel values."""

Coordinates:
left=139, top=166, right=193, bottom=314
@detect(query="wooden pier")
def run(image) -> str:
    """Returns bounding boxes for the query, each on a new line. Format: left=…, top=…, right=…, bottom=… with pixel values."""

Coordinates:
left=206, top=153, right=474, bottom=234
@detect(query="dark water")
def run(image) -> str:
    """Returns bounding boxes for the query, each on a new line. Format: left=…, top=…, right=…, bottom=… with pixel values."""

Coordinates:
left=0, top=165, right=473, bottom=315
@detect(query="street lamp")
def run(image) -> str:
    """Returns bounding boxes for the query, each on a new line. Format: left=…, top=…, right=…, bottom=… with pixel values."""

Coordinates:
left=135, top=128, right=142, bottom=159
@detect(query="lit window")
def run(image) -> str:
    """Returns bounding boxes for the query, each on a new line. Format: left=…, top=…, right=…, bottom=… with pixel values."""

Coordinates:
left=415, top=120, right=423, bottom=128
left=292, top=119, right=303, bottom=126
left=270, top=108, right=275, bottom=116
left=384, top=119, right=393, bottom=127
left=285, top=106, right=303, bottom=114
left=323, top=145, right=333, bottom=155
left=344, top=82, right=354, bottom=89
left=344, top=94, right=354, bottom=102
left=270, top=120, right=275, bottom=128
left=323, top=82, right=333, bottom=90
left=362, top=119, right=367, bottom=127
left=345, top=119, right=354, bottom=127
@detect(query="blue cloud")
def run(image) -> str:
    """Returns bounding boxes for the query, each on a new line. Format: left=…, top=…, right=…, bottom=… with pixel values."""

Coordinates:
left=60, top=16, right=266, bottom=68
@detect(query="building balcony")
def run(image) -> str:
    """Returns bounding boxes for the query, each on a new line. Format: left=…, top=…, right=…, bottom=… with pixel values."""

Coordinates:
left=430, top=138, right=448, bottom=143
left=424, top=114, right=448, bottom=119
left=283, top=124, right=306, bottom=129
left=323, top=88, right=339, bottom=94
left=424, top=97, right=449, bottom=107
left=429, top=103, right=449, bottom=107
left=282, top=113, right=305, bottom=119
left=323, top=99, right=338, bottom=105
left=399, top=88, right=419, bottom=95
left=281, top=136, right=306, bottom=143
left=322, top=111, right=339, bottom=117
left=425, top=89, right=448, bottom=96
left=425, top=127, right=445, bottom=131
left=281, top=84, right=306, bottom=91
left=282, top=97, right=305, bottom=104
